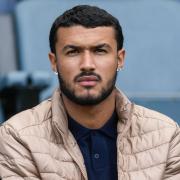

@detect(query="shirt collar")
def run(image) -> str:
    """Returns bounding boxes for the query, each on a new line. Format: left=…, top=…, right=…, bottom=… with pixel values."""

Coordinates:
left=68, top=111, right=118, bottom=141
left=99, top=111, right=118, bottom=138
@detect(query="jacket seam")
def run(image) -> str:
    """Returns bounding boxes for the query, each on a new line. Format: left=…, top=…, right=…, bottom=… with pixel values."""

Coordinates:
left=129, top=126, right=176, bottom=138
left=19, top=134, right=61, bottom=145
left=121, top=140, right=169, bottom=155
left=0, top=156, right=34, bottom=162
left=122, top=161, right=166, bottom=173
left=17, top=116, right=52, bottom=133
left=134, top=107, right=176, bottom=126
left=2, top=175, right=38, bottom=179
left=39, top=171, right=72, bottom=179
left=31, top=151, right=73, bottom=163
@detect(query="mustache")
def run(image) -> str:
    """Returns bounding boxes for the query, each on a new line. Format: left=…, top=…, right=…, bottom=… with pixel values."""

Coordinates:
left=74, top=71, right=101, bottom=82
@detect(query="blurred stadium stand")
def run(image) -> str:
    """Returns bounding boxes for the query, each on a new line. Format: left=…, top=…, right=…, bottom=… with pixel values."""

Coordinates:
left=0, top=0, right=17, bottom=13
left=0, top=0, right=17, bottom=122
left=0, top=0, right=180, bottom=123
left=0, top=0, right=51, bottom=121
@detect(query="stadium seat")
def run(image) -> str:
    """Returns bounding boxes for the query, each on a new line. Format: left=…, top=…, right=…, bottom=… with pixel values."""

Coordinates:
left=0, top=13, right=51, bottom=120
left=0, top=0, right=17, bottom=13
left=12, top=0, right=180, bottom=123
left=0, top=14, right=18, bottom=121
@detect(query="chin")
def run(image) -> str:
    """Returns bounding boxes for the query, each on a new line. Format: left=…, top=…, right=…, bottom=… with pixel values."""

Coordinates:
left=76, top=89, right=99, bottom=97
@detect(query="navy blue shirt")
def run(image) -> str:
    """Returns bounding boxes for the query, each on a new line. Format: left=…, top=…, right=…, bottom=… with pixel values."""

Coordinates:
left=68, top=112, right=118, bottom=180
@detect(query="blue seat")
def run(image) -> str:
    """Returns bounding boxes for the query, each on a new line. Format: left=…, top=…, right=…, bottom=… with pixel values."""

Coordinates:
left=0, top=12, right=51, bottom=120
left=0, top=0, right=17, bottom=13
left=0, top=13, right=19, bottom=122
left=14, top=0, right=180, bottom=123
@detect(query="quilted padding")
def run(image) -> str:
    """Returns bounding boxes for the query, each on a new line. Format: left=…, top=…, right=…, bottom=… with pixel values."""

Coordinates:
left=0, top=89, right=180, bottom=179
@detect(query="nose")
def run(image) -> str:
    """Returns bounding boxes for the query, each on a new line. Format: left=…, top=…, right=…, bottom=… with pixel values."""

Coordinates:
left=80, top=50, right=96, bottom=71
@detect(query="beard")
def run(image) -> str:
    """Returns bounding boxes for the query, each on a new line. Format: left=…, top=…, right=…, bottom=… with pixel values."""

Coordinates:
left=58, top=71, right=117, bottom=106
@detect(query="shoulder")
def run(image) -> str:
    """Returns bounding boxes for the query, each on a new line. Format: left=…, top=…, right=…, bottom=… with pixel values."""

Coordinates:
left=0, top=98, right=52, bottom=137
left=133, top=104, right=177, bottom=125
left=131, top=104, right=179, bottom=138
left=120, top=104, right=180, bottom=161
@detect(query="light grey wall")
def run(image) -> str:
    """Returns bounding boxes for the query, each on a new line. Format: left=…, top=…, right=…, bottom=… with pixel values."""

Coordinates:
left=0, top=14, right=17, bottom=74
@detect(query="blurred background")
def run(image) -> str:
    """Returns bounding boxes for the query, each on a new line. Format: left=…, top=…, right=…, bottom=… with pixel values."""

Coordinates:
left=0, top=0, right=180, bottom=124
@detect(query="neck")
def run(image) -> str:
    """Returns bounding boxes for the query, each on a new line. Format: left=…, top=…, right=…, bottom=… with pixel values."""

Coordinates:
left=62, top=90, right=116, bottom=129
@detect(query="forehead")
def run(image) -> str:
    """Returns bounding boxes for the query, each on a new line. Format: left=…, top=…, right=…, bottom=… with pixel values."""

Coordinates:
left=56, top=26, right=117, bottom=47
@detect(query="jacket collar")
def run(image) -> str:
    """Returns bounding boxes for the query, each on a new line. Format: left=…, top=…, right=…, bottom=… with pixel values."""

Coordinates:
left=114, top=88, right=134, bottom=136
left=51, top=88, right=133, bottom=138
left=51, top=88, right=69, bottom=137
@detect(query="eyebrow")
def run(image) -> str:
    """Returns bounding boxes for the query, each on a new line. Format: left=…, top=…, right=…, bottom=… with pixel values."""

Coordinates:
left=93, top=43, right=111, bottom=50
left=62, top=45, right=79, bottom=52
left=62, top=43, right=112, bottom=52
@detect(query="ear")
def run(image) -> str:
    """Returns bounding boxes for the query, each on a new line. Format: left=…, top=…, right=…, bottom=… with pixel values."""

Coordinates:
left=117, top=48, right=125, bottom=69
left=48, top=52, right=57, bottom=72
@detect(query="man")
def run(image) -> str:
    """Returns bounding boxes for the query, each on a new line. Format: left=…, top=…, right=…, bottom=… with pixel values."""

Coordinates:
left=0, top=5, right=180, bottom=180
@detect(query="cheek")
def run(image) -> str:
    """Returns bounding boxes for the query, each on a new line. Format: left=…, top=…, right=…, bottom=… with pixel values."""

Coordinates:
left=101, top=66, right=117, bottom=83
left=58, top=63, right=78, bottom=81
left=96, top=55, right=118, bottom=69
left=98, top=62, right=117, bottom=75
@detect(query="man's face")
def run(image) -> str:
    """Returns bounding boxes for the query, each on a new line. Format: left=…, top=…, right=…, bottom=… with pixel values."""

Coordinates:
left=49, top=26, right=125, bottom=105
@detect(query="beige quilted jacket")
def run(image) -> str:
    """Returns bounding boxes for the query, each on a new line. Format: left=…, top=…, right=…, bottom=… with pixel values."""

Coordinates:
left=0, top=88, right=180, bottom=180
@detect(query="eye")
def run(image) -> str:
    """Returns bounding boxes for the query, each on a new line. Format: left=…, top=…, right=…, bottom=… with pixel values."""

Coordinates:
left=66, top=49, right=79, bottom=56
left=94, top=48, right=107, bottom=54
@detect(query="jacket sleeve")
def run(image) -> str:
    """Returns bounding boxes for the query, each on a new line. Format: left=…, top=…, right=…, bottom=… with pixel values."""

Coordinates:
left=163, top=124, right=180, bottom=180
left=0, top=124, right=40, bottom=180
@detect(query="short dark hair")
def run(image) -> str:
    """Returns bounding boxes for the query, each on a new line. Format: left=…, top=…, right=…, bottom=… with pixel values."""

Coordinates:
left=49, top=5, right=124, bottom=53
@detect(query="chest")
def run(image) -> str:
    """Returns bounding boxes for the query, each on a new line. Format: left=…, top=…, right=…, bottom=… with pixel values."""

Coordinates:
left=26, top=131, right=169, bottom=180
left=25, top=135, right=84, bottom=180
left=117, top=132, right=169, bottom=180
left=77, top=131, right=117, bottom=180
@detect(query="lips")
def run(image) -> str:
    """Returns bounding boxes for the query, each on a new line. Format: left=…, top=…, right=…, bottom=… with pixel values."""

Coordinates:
left=76, top=75, right=99, bottom=87
left=77, top=75, right=98, bottom=82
